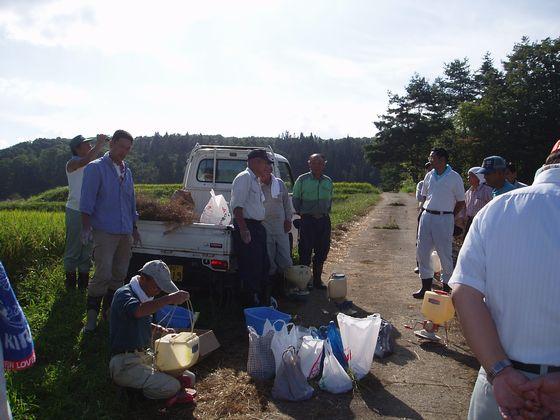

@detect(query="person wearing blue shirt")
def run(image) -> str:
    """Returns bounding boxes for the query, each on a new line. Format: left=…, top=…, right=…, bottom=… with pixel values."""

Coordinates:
left=478, top=156, right=516, bottom=198
left=80, top=129, right=141, bottom=332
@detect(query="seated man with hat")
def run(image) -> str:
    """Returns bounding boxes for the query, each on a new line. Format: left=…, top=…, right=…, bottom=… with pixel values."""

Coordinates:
left=109, top=260, right=193, bottom=403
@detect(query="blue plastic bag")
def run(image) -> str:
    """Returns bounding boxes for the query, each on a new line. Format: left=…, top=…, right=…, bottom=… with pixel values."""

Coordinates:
left=326, top=321, right=347, bottom=368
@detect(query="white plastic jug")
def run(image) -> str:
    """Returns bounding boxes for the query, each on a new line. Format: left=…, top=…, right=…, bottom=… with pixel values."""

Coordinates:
left=327, top=273, right=347, bottom=300
left=430, top=251, right=442, bottom=273
left=155, top=332, right=200, bottom=373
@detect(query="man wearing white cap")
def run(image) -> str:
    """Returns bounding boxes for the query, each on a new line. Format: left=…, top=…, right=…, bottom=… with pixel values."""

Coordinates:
left=109, top=260, right=192, bottom=403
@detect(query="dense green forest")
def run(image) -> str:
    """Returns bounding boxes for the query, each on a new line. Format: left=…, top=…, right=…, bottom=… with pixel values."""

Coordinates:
left=0, top=134, right=378, bottom=199
left=366, top=36, right=560, bottom=190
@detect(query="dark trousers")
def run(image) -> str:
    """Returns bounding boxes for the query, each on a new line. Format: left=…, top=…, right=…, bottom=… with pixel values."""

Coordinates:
left=298, top=215, right=331, bottom=266
left=233, top=219, right=270, bottom=298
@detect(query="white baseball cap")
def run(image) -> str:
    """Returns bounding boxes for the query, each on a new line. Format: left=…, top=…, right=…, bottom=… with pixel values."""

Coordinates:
left=139, top=260, right=179, bottom=294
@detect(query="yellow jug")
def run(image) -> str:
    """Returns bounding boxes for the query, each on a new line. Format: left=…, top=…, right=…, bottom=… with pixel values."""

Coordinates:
left=421, top=291, right=455, bottom=325
left=155, top=332, right=200, bottom=374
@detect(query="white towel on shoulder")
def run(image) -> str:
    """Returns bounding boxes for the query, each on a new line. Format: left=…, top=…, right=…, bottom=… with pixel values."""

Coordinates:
left=130, top=275, right=153, bottom=303
left=271, top=175, right=281, bottom=198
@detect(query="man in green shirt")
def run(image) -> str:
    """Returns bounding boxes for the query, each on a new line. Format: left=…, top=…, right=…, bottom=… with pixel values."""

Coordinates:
left=292, top=154, right=334, bottom=289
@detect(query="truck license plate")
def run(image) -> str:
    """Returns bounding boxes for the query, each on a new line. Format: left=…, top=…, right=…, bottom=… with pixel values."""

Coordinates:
left=169, top=265, right=183, bottom=283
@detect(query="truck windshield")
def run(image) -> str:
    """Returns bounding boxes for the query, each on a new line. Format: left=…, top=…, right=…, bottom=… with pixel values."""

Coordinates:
left=197, top=159, right=247, bottom=183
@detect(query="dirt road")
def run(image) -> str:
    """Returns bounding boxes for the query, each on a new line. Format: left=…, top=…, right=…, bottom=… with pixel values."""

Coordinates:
left=157, top=192, right=479, bottom=419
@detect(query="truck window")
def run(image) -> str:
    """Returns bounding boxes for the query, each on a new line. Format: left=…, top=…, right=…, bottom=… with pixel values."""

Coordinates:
left=196, top=159, right=247, bottom=183
left=278, top=161, right=294, bottom=192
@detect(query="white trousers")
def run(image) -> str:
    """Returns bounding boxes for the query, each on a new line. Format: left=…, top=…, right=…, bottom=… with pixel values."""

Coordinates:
left=416, top=212, right=454, bottom=283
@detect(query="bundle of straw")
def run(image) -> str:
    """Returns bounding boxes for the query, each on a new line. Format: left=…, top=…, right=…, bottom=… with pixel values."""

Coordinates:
left=136, top=190, right=197, bottom=232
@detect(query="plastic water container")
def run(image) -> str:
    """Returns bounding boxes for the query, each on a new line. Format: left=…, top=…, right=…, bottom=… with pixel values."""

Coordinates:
left=155, top=332, right=200, bottom=373
left=430, top=251, right=442, bottom=273
left=327, top=273, right=347, bottom=300
left=421, top=291, right=455, bottom=325
left=284, top=265, right=312, bottom=289
left=244, top=307, right=291, bottom=335
left=154, top=305, right=194, bottom=329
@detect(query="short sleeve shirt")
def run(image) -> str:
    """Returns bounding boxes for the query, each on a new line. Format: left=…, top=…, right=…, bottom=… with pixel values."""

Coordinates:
left=109, top=284, right=152, bottom=354
left=421, top=167, right=465, bottom=212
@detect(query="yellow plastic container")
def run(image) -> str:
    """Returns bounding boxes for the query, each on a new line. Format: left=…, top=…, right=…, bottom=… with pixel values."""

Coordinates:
left=421, top=291, right=455, bottom=325
left=155, top=332, right=200, bottom=374
left=327, top=273, right=347, bottom=300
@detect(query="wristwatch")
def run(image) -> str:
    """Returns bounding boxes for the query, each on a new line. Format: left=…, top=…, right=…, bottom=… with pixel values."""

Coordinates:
left=487, top=359, right=512, bottom=384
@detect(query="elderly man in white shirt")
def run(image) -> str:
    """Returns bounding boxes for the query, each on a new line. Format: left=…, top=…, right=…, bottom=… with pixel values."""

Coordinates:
left=231, top=149, right=272, bottom=307
left=414, top=148, right=465, bottom=299
left=450, top=163, right=560, bottom=419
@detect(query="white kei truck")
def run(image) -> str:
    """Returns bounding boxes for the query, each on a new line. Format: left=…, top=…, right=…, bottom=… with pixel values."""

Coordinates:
left=128, top=144, right=297, bottom=302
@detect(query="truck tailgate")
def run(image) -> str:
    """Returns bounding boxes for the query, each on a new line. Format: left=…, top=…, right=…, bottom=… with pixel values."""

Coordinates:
left=135, top=220, right=234, bottom=257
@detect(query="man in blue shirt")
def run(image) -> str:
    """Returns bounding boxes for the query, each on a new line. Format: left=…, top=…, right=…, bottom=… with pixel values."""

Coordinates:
left=479, top=156, right=516, bottom=198
left=80, top=129, right=141, bottom=332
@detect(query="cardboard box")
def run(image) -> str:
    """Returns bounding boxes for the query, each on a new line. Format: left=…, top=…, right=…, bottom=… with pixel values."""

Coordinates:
left=174, top=328, right=221, bottom=363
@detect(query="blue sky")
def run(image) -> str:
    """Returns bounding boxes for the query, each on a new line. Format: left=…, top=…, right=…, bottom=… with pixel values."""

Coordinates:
left=0, top=0, right=558, bottom=149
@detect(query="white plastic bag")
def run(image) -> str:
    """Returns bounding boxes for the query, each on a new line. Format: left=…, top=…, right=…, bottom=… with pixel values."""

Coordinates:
left=247, top=326, right=275, bottom=380
left=430, top=251, right=442, bottom=273
left=271, top=322, right=299, bottom=374
left=200, top=189, right=231, bottom=225
left=298, top=336, right=324, bottom=379
left=271, top=347, right=314, bottom=401
left=319, top=340, right=353, bottom=394
left=337, top=313, right=382, bottom=380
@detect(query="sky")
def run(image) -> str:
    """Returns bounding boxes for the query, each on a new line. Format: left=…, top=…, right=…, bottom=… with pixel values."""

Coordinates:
left=0, top=0, right=559, bottom=149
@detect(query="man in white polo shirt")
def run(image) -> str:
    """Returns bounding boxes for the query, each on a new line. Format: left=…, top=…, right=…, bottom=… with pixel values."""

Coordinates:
left=414, top=148, right=465, bottom=299
left=450, top=163, right=560, bottom=419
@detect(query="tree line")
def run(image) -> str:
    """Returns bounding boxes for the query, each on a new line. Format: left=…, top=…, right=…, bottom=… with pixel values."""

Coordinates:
left=0, top=133, right=378, bottom=200
left=366, top=36, right=560, bottom=190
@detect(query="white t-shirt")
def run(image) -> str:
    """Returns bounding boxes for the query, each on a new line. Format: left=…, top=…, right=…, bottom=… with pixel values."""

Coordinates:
left=421, top=167, right=465, bottom=212
left=449, top=167, right=560, bottom=365
left=66, top=157, right=85, bottom=211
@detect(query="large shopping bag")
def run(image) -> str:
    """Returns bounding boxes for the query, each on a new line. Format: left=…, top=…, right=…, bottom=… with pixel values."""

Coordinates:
left=271, top=322, right=299, bottom=374
left=271, top=347, right=314, bottom=401
left=319, top=340, right=353, bottom=394
left=200, top=189, right=231, bottom=225
left=298, top=336, right=324, bottom=379
left=326, top=321, right=347, bottom=368
left=247, top=325, right=276, bottom=380
left=337, top=313, right=382, bottom=380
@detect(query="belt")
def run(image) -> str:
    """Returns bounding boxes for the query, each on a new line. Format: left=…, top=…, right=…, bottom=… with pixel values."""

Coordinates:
left=511, top=360, right=560, bottom=375
left=111, top=348, right=146, bottom=357
left=423, top=208, right=453, bottom=215
left=244, top=219, right=262, bottom=223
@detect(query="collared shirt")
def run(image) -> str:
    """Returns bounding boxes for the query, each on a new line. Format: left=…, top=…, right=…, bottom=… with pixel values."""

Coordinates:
left=292, top=172, right=333, bottom=215
left=449, top=167, right=560, bottom=365
left=230, top=167, right=266, bottom=221
left=512, top=180, right=528, bottom=189
left=492, top=180, right=516, bottom=198
left=421, top=167, right=465, bottom=213
left=80, top=152, right=138, bottom=235
left=464, top=183, right=493, bottom=218
left=109, top=283, right=151, bottom=355
left=262, top=177, right=293, bottom=235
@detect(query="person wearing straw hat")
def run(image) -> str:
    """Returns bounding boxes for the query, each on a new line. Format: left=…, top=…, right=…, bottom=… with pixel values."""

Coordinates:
left=63, top=134, right=107, bottom=290
left=109, top=260, right=193, bottom=403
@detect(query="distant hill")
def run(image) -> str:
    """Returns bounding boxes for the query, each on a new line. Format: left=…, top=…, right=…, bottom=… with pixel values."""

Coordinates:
left=0, top=133, right=379, bottom=199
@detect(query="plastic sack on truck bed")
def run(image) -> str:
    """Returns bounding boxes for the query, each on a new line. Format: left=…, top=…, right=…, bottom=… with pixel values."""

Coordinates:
left=298, top=336, right=324, bottom=379
left=337, top=313, right=382, bottom=380
left=200, top=189, right=231, bottom=225
left=247, top=323, right=276, bottom=380
left=319, top=340, right=353, bottom=394
left=272, top=347, right=314, bottom=401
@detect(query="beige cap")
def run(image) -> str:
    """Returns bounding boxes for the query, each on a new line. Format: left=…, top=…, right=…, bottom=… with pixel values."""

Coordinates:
left=139, top=260, right=179, bottom=294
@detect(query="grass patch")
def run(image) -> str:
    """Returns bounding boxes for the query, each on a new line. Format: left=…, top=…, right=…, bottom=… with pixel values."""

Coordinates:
left=399, top=178, right=416, bottom=194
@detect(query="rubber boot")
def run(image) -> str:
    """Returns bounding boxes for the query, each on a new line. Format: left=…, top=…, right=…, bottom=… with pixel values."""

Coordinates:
left=83, top=296, right=102, bottom=333
left=77, top=272, right=89, bottom=290
left=312, top=263, right=327, bottom=290
left=65, top=271, right=77, bottom=290
left=412, top=278, right=433, bottom=300
left=101, top=289, right=116, bottom=321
